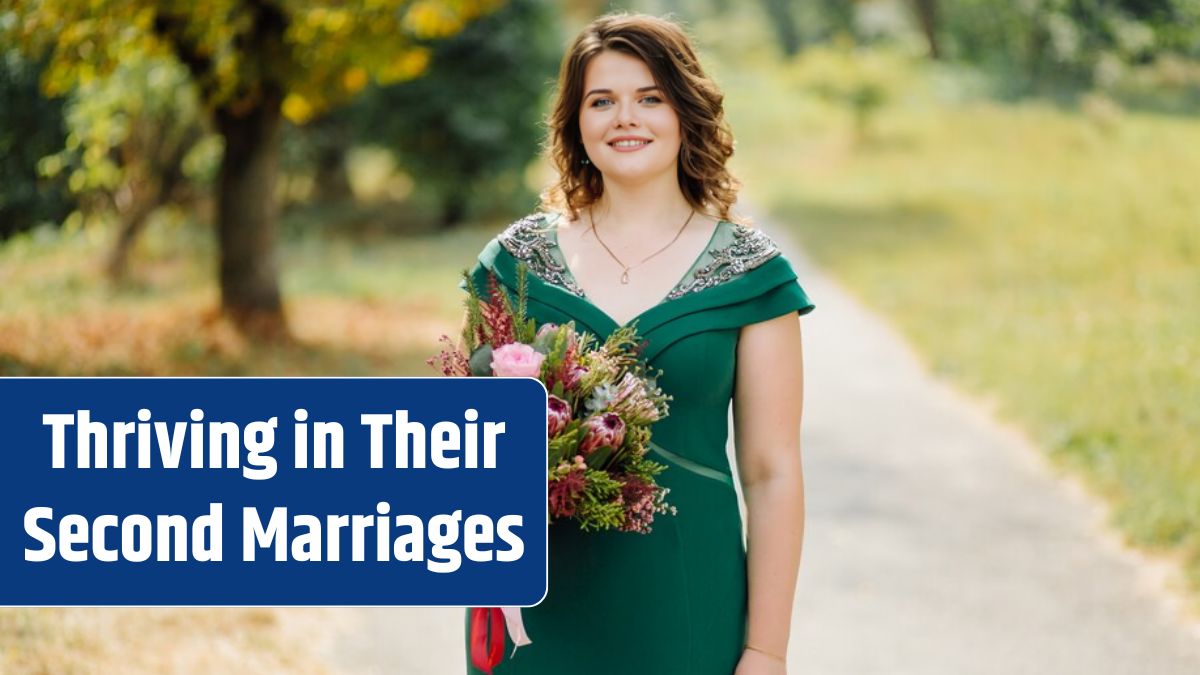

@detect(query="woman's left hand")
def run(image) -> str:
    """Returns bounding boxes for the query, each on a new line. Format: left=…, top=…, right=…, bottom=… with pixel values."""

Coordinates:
left=733, top=648, right=787, bottom=675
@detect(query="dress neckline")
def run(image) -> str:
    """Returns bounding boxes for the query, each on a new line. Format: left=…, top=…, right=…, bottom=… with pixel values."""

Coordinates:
left=489, top=211, right=788, bottom=338
left=544, top=212, right=726, bottom=330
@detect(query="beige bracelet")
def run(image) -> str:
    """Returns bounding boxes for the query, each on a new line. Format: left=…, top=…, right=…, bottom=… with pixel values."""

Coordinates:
left=745, top=642, right=787, bottom=664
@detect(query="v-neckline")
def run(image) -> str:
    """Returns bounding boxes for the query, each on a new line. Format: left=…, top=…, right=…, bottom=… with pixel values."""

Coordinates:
left=544, top=213, right=726, bottom=331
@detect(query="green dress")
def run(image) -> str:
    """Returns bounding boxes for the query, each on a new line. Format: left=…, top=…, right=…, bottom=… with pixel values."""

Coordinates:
left=461, top=212, right=815, bottom=675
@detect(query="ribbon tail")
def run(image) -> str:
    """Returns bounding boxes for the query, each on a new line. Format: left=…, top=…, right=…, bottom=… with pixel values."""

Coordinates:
left=500, top=606, right=533, bottom=657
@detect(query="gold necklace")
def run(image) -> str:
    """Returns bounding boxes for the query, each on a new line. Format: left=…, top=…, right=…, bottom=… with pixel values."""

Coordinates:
left=587, top=208, right=697, bottom=284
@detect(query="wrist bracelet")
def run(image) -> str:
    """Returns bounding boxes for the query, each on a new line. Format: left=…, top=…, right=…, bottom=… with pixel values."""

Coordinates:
left=744, top=642, right=786, bottom=664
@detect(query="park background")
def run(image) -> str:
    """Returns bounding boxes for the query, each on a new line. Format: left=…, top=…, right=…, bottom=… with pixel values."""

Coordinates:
left=1, top=0, right=1197, bottom=672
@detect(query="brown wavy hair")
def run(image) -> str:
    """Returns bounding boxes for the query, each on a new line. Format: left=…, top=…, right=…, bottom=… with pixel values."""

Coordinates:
left=538, top=12, right=742, bottom=223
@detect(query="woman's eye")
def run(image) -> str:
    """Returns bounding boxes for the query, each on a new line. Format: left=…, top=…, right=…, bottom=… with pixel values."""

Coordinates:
left=588, top=95, right=663, bottom=108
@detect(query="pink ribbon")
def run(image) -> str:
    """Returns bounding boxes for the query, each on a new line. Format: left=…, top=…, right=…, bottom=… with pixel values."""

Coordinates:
left=501, top=606, right=533, bottom=657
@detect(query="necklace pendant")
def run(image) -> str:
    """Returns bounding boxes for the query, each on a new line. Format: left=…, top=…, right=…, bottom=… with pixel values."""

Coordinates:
left=620, top=269, right=630, bottom=284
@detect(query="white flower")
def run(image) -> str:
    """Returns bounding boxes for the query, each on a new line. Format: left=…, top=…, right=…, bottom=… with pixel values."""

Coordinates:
left=584, top=383, right=617, bottom=412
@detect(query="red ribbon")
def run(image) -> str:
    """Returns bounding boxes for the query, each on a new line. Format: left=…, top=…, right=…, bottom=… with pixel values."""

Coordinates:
left=470, top=607, right=505, bottom=673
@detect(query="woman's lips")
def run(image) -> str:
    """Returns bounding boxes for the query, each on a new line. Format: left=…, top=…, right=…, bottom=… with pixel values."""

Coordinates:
left=608, top=139, right=652, bottom=153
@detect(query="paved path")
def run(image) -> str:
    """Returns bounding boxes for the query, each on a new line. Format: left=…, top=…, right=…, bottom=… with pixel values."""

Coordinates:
left=772, top=223, right=1200, bottom=674
left=328, top=219, right=1200, bottom=674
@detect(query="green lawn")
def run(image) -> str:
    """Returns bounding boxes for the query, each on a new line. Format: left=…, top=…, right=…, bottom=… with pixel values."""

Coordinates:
left=712, top=32, right=1200, bottom=607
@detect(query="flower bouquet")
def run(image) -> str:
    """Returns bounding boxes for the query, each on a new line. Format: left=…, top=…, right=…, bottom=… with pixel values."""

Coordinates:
left=428, top=263, right=676, bottom=534
left=428, top=263, right=677, bottom=674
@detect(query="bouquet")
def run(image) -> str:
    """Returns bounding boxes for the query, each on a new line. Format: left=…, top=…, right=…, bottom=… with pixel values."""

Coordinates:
left=428, top=263, right=676, bottom=534
left=432, top=263, right=679, bottom=673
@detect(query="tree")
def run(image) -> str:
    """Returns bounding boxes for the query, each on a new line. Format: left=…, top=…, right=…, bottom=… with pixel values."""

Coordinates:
left=758, top=0, right=803, bottom=58
left=938, top=0, right=1200, bottom=91
left=37, top=52, right=212, bottom=280
left=3, top=0, right=500, bottom=337
left=353, top=0, right=559, bottom=228
left=911, top=0, right=940, bottom=60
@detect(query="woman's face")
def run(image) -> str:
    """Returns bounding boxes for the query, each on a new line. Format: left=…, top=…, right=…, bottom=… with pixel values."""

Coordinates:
left=578, top=49, right=681, bottom=186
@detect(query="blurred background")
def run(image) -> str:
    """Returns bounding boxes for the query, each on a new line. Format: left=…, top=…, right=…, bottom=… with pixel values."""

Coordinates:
left=1, top=0, right=1197, bottom=672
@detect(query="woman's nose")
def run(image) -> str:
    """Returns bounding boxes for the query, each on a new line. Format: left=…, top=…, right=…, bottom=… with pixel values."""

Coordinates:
left=615, top=101, right=638, bottom=127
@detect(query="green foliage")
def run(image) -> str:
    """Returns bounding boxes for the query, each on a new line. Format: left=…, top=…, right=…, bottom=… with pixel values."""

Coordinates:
left=346, top=0, right=560, bottom=226
left=467, top=344, right=493, bottom=375
left=548, top=423, right=582, bottom=466
left=1, top=0, right=503, bottom=123
left=2, top=0, right=504, bottom=326
left=0, top=50, right=73, bottom=238
left=574, top=469, right=625, bottom=532
left=460, top=268, right=486, bottom=345
left=36, top=50, right=213, bottom=229
left=940, top=0, right=1200, bottom=92
left=513, top=263, right=536, bottom=343
left=621, top=447, right=667, bottom=486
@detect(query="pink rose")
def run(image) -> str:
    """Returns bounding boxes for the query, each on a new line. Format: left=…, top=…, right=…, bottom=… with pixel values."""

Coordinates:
left=490, top=343, right=546, bottom=378
left=547, top=395, right=572, bottom=437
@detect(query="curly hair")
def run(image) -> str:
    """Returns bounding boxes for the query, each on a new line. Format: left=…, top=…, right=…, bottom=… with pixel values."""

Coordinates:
left=538, top=12, right=742, bottom=223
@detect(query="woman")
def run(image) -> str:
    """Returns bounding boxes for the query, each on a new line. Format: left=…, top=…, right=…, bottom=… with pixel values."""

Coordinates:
left=461, top=11, right=814, bottom=675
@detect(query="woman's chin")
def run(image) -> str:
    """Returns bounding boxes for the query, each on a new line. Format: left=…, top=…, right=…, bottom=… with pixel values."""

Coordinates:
left=595, top=162, right=675, bottom=185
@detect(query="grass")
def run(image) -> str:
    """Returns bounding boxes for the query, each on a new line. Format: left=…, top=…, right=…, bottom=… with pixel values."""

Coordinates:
left=0, top=607, right=345, bottom=674
left=0, top=203, right=495, bottom=378
left=704, top=18, right=1200, bottom=610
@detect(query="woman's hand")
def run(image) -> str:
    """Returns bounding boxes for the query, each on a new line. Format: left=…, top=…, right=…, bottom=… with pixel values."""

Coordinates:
left=733, top=647, right=787, bottom=675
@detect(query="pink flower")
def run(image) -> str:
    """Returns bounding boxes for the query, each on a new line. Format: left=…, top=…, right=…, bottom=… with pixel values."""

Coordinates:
left=549, top=468, right=587, bottom=518
left=490, top=343, right=545, bottom=377
left=547, top=395, right=572, bottom=437
left=578, top=413, right=626, bottom=456
left=564, top=364, right=588, bottom=389
left=618, top=475, right=661, bottom=533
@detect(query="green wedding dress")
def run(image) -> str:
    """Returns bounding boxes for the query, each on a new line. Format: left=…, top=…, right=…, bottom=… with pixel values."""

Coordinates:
left=461, top=212, right=815, bottom=675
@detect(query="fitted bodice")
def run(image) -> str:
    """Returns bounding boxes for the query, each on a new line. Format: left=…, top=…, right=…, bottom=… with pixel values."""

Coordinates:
left=460, top=211, right=815, bottom=482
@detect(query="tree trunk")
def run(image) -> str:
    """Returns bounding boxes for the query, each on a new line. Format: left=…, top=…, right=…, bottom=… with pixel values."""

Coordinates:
left=214, top=91, right=287, bottom=338
left=106, top=185, right=157, bottom=281
left=155, top=0, right=290, bottom=338
left=107, top=125, right=200, bottom=281
left=312, top=115, right=352, bottom=200
left=760, top=0, right=802, bottom=58
left=439, top=188, right=467, bottom=230
left=912, top=0, right=941, bottom=60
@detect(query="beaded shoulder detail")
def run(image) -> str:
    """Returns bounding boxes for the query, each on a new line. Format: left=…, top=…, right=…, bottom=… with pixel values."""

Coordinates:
left=665, top=223, right=781, bottom=300
left=496, top=213, right=781, bottom=301
left=496, top=213, right=586, bottom=297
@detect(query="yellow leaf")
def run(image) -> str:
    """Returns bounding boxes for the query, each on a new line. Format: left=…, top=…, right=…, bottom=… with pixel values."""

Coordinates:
left=342, top=66, right=368, bottom=94
left=404, top=1, right=464, bottom=39
left=377, top=47, right=431, bottom=85
left=282, top=93, right=315, bottom=124
left=325, top=9, right=349, bottom=33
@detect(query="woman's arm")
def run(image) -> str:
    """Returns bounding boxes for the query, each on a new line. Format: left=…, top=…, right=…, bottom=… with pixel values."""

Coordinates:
left=732, top=311, right=806, bottom=673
